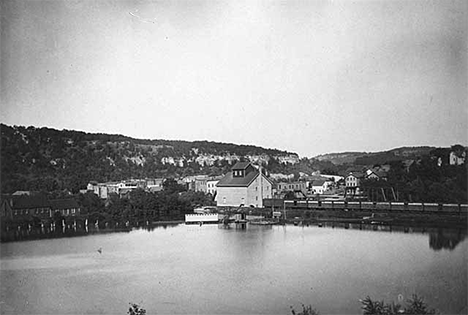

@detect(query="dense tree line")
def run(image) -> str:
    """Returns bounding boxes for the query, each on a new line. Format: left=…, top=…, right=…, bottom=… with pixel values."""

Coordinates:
left=361, top=156, right=467, bottom=203
left=0, top=124, right=296, bottom=193
left=78, top=179, right=215, bottom=223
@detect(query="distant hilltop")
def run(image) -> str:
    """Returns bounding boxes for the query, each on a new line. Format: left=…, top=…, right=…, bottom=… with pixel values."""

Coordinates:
left=313, top=146, right=438, bottom=165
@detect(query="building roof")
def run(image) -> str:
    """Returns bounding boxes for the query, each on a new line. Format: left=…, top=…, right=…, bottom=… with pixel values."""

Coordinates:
left=10, top=194, right=50, bottom=209
left=216, top=170, right=259, bottom=187
left=347, top=172, right=365, bottom=178
left=311, top=180, right=327, bottom=186
left=12, top=191, right=32, bottom=196
left=231, top=161, right=251, bottom=170
left=49, top=199, right=80, bottom=210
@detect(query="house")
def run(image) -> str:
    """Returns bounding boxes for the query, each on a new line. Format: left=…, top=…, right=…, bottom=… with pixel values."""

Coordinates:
left=12, top=191, right=33, bottom=196
left=215, top=162, right=272, bottom=207
left=1, top=197, right=14, bottom=219
left=345, top=172, right=364, bottom=187
left=207, top=179, right=220, bottom=195
left=275, top=181, right=308, bottom=196
left=365, top=170, right=380, bottom=180
left=311, top=179, right=328, bottom=194
left=449, top=150, right=466, bottom=165
left=184, top=175, right=209, bottom=192
left=320, top=174, right=344, bottom=182
left=194, top=178, right=208, bottom=193
left=146, top=178, right=164, bottom=192
left=1, top=194, right=52, bottom=219
left=87, top=180, right=145, bottom=199
left=50, top=199, right=81, bottom=217
left=345, top=172, right=365, bottom=196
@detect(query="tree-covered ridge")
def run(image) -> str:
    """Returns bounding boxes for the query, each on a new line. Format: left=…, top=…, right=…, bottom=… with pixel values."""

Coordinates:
left=0, top=124, right=298, bottom=193
left=314, top=147, right=436, bottom=165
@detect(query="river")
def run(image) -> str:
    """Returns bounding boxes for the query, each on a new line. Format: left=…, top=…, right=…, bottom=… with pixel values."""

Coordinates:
left=1, top=223, right=466, bottom=314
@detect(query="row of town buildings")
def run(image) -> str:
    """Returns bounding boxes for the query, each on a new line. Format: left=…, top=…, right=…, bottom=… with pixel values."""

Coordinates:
left=1, top=192, right=81, bottom=220
left=81, top=162, right=345, bottom=207
left=2, top=148, right=464, bottom=221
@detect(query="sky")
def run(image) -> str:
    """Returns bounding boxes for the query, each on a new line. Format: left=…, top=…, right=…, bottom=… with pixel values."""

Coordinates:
left=1, top=0, right=467, bottom=157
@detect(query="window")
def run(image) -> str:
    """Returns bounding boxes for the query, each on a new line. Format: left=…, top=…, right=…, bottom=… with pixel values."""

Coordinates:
left=71, top=209, right=75, bottom=214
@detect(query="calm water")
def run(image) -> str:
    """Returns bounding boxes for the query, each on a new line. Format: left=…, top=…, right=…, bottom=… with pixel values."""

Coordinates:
left=1, top=224, right=467, bottom=314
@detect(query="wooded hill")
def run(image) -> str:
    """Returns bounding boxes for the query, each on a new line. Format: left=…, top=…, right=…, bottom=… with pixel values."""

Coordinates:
left=1, top=124, right=301, bottom=193
left=313, top=147, right=436, bottom=165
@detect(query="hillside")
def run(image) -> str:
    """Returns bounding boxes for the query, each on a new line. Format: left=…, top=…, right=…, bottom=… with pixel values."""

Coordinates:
left=314, top=152, right=368, bottom=165
left=0, top=124, right=300, bottom=193
left=314, top=147, right=436, bottom=166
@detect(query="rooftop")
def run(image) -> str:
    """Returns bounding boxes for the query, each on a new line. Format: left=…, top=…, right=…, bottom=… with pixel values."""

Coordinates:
left=231, top=161, right=251, bottom=170
left=217, top=170, right=259, bottom=187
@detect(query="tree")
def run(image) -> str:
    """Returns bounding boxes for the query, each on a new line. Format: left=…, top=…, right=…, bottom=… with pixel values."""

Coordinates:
left=284, top=191, right=296, bottom=200
left=162, top=178, right=186, bottom=194
left=128, top=303, right=146, bottom=315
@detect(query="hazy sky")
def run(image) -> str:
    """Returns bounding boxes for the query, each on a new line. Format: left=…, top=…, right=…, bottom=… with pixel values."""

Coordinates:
left=1, top=0, right=467, bottom=157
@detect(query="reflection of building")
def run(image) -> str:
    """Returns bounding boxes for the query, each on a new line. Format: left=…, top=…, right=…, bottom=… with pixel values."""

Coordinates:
left=216, top=162, right=272, bottom=207
left=429, top=229, right=466, bottom=251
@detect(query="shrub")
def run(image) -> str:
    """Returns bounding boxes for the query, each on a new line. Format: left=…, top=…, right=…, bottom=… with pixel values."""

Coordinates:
left=290, top=304, right=320, bottom=315
left=360, top=294, right=437, bottom=315
left=128, top=303, right=146, bottom=315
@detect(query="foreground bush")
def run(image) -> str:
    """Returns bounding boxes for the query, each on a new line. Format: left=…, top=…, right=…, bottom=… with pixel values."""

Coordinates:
left=129, top=295, right=436, bottom=315
left=128, top=303, right=146, bottom=315
left=290, top=304, right=320, bottom=315
left=360, top=294, right=437, bottom=315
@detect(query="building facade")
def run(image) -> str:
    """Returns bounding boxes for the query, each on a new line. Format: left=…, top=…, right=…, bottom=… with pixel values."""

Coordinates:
left=275, top=181, right=308, bottom=195
left=207, top=180, right=219, bottom=195
left=0, top=194, right=81, bottom=219
left=215, top=162, right=272, bottom=208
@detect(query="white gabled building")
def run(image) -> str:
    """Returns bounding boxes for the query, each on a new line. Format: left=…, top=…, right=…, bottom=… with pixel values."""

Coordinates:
left=449, top=150, right=466, bottom=165
left=215, top=162, right=272, bottom=208
left=207, top=179, right=219, bottom=196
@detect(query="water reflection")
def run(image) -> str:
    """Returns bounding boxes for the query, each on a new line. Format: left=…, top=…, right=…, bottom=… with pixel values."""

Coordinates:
left=1, top=221, right=467, bottom=251
left=310, top=221, right=467, bottom=251
left=0, top=222, right=182, bottom=243
left=1, top=221, right=466, bottom=315
left=429, top=229, right=467, bottom=251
